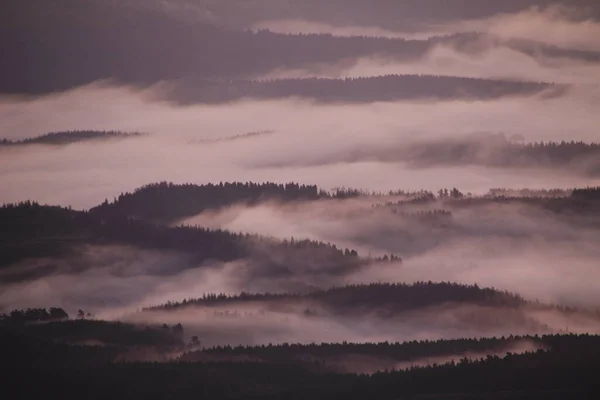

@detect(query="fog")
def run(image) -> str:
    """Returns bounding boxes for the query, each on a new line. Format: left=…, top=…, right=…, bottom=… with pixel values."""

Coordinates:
left=122, top=281, right=600, bottom=348
left=0, top=245, right=246, bottom=316
left=3, top=190, right=600, bottom=322
left=176, top=196, right=600, bottom=308
left=450, top=5, right=600, bottom=52
left=1, top=83, right=599, bottom=208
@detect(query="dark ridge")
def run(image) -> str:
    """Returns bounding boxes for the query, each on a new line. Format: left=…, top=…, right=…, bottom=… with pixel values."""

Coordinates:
left=2, top=332, right=600, bottom=399
left=0, top=201, right=362, bottom=273
left=256, top=135, right=600, bottom=177
left=145, top=281, right=528, bottom=312
left=165, top=75, right=557, bottom=104
left=400, top=138, right=600, bottom=174
left=89, top=178, right=598, bottom=225
left=374, top=189, right=600, bottom=225
left=183, top=334, right=551, bottom=365
left=0, top=130, right=146, bottom=146
left=89, top=181, right=361, bottom=222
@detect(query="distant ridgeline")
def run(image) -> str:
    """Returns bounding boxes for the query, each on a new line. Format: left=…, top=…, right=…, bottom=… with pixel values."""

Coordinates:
left=375, top=186, right=600, bottom=214
left=401, top=138, right=600, bottom=175
left=188, top=130, right=275, bottom=144
left=167, top=75, right=557, bottom=104
left=0, top=130, right=146, bottom=146
left=145, top=282, right=529, bottom=313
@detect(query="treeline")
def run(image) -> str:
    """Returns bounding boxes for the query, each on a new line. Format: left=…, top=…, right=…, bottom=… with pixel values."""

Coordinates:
left=90, top=181, right=325, bottom=222
left=0, top=131, right=145, bottom=146
left=571, top=187, right=600, bottom=201
left=146, top=282, right=528, bottom=313
left=89, top=182, right=480, bottom=223
left=167, top=75, right=553, bottom=104
left=487, top=188, right=572, bottom=198
left=188, top=334, right=549, bottom=364
left=0, top=308, right=69, bottom=324
left=91, top=181, right=419, bottom=222
left=401, top=138, right=600, bottom=174
left=375, top=185, right=600, bottom=218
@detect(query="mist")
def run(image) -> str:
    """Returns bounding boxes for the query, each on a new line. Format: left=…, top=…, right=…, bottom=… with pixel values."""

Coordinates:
left=2, top=189, right=600, bottom=322
left=174, top=195, right=600, bottom=307
left=451, top=5, right=600, bottom=52
left=1, top=83, right=599, bottom=208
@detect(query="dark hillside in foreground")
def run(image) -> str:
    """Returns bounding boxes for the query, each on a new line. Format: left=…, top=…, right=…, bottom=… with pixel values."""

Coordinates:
left=2, top=328, right=599, bottom=399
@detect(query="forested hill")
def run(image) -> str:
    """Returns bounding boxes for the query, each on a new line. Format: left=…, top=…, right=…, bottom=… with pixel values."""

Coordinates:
left=147, top=282, right=529, bottom=313
left=0, top=131, right=145, bottom=146
left=0, top=202, right=362, bottom=273
left=90, top=182, right=325, bottom=222
left=91, top=182, right=600, bottom=225
left=164, top=75, right=556, bottom=104
left=182, top=334, right=582, bottom=368
left=402, top=138, right=600, bottom=170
